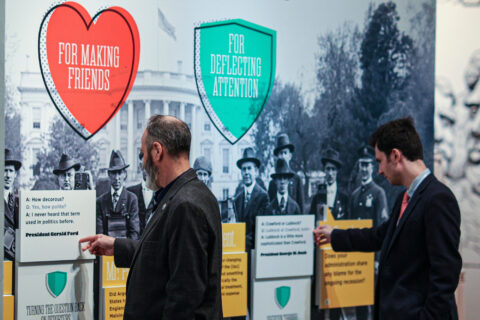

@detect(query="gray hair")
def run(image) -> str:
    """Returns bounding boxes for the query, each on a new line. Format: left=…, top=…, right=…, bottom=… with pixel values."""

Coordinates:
left=146, top=115, right=191, bottom=158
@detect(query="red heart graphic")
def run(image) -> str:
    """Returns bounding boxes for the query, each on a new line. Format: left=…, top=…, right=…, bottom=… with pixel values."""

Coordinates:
left=39, top=2, right=140, bottom=139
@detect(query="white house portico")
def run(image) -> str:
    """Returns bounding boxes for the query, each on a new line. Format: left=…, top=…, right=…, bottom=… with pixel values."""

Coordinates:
left=17, top=68, right=252, bottom=200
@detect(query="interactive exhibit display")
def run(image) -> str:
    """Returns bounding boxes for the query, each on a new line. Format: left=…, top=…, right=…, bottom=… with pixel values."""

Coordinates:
left=2, top=0, right=437, bottom=319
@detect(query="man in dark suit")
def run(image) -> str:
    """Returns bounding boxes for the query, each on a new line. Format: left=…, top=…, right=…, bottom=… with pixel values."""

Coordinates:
left=53, top=153, right=80, bottom=190
left=96, top=150, right=140, bottom=240
left=4, top=149, right=21, bottom=261
left=267, top=133, right=305, bottom=213
left=266, top=159, right=301, bottom=215
left=349, top=145, right=388, bottom=227
left=81, top=115, right=222, bottom=320
left=314, top=118, right=462, bottom=320
left=233, top=147, right=269, bottom=250
left=127, top=152, right=154, bottom=235
left=310, top=148, right=349, bottom=221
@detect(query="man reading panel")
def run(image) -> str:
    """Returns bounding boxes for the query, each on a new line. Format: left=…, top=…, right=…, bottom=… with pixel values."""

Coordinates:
left=80, top=115, right=223, bottom=320
left=314, top=118, right=461, bottom=320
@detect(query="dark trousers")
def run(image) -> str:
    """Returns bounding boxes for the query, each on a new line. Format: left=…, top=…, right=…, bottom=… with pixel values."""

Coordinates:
left=311, top=307, right=342, bottom=320
left=356, top=305, right=369, bottom=320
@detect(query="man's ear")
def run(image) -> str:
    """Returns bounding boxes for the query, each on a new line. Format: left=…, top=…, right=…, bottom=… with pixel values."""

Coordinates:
left=151, top=142, right=163, bottom=162
left=391, top=148, right=402, bottom=164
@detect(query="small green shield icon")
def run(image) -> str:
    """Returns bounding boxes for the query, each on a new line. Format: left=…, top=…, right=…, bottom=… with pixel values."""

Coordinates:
left=275, top=286, right=291, bottom=309
left=194, top=19, right=276, bottom=144
left=46, top=271, right=67, bottom=298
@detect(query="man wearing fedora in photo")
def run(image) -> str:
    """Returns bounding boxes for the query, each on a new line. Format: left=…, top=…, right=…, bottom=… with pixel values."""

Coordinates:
left=96, top=150, right=140, bottom=240
left=310, top=148, right=349, bottom=222
left=193, top=156, right=213, bottom=190
left=127, top=152, right=155, bottom=235
left=53, top=153, right=81, bottom=190
left=234, top=147, right=269, bottom=251
left=310, top=147, right=348, bottom=320
left=4, top=149, right=21, bottom=261
left=268, top=133, right=305, bottom=213
left=348, top=145, right=388, bottom=320
left=266, top=158, right=301, bottom=215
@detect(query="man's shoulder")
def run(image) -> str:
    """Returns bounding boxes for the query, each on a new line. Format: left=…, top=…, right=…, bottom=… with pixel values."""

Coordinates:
left=268, top=197, right=278, bottom=207
left=253, top=183, right=268, bottom=197
left=171, top=177, right=217, bottom=208
left=352, top=185, right=361, bottom=196
left=127, top=183, right=142, bottom=193
left=423, top=175, right=457, bottom=200
left=96, top=191, right=110, bottom=203
left=124, top=188, right=138, bottom=202
left=288, top=196, right=300, bottom=208
left=368, top=181, right=386, bottom=194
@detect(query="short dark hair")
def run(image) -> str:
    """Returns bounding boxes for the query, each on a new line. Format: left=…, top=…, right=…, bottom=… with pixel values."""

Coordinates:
left=146, top=115, right=191, bottom=158
left=369, top=117, right=424, bottom=161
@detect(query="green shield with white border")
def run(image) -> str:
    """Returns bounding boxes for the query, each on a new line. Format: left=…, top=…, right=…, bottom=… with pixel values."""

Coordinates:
left=194, top=19, right=276, bottom=144
left=275, top=286, right=291, bottom=309
left=46, top=271, right=67, bottom=298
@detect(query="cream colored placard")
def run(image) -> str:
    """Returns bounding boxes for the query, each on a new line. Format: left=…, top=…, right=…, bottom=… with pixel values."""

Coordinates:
left=18, top=190, right=96, bottom=262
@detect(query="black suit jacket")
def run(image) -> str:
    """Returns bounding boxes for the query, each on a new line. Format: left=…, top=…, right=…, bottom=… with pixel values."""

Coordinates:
left=234, top=183, right=269, bottom=250
left=268, top=173, right=305, bottom=213
left=114, top=169, right=223, bottom=320
left=4, top=194, right=19, bottom=261
left=266, top=195, right=301, bottom=215
left=96, top=188, right=140, bottom=240
left=127, top=183, right=154, bottom=234
left=331, top=174, right=461, bottom=320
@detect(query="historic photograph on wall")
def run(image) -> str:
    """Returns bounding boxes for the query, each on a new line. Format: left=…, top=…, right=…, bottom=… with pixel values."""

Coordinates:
left=4, top=0, right=435, bottom=318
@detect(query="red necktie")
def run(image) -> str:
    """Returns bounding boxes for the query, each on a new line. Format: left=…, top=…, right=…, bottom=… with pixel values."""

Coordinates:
left=398, top=192, right=410, bottom=223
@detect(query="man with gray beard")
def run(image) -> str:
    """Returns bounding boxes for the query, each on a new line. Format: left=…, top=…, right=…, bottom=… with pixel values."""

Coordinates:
left=81, top=115, right=223, bottom=320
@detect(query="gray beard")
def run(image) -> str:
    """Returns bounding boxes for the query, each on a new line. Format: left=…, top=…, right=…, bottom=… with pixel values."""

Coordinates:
left=145, top=158, right=160, bottom=192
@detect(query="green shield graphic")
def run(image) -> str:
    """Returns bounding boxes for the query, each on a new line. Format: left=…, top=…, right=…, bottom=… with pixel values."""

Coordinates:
left=194, top=19, right=276, bottom=144
left=46, top=271, right=67, bottom=298
left=275, top=286, right=291, bottom=309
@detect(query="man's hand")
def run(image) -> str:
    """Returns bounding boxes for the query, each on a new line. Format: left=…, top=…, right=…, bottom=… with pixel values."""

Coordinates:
left=313, top=225, right=334, bottom=246
left=79, top=234, right=115, bottom=256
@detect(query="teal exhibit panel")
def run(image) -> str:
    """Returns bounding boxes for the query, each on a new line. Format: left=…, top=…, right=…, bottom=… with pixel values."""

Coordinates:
left=3, top=0, right=436, bottom=319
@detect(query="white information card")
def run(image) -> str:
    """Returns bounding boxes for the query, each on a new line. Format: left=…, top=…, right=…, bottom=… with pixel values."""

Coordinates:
left=255, top=214, right=315, bottom=279
left=18, top=190, right=96, bottom=262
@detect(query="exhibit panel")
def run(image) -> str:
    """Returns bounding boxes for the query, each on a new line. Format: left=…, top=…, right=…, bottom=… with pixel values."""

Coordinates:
left=2, top=0, right=438, bottom=319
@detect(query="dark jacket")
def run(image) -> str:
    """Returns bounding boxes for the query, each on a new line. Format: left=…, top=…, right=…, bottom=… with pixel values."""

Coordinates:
left=127, top=183, right=154, bottom=234
left=233, top=183, right=269, bottom=250
left=349, top=180, right=388, bottom=227
left=309, top=188, right=349, bottom=220
left=4, top=194, right=18, bottom=261
left=114, top=169, right=223, bottom=320
left=268, top=173, right=305, bottom=213
left=331, top=174, right=462, bottom=320
left=266, top=195, right=301, bottom=215
left=96, top=188, right=140, bottom=240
